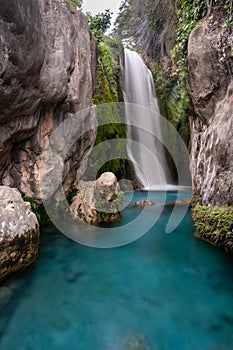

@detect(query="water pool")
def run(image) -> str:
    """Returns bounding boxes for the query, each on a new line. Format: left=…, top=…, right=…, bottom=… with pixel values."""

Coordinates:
left=0, top=191, right=233, bottom=350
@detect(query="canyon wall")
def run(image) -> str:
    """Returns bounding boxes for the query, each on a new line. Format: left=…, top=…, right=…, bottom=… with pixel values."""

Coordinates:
left=0, top=0, right=98, bottom=279
left=0, top=0, right=97, bottom=200
left=188, top=8, right=233, bottom=205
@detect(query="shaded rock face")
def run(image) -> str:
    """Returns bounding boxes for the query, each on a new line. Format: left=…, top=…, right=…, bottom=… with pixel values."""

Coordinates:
left=188, top=9, right=233, bottom=205
left=0, top=186, right=40, bottom=281
left=71, top=173, right=122, bottom=225
left=0, top=0, right=97, bottom=200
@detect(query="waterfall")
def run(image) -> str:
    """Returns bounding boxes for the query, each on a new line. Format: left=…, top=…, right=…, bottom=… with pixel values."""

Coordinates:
left=122, top=48, right=169, bottom=188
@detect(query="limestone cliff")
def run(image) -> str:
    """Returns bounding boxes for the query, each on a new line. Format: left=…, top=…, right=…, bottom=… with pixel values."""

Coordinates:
left=188, top=8, right=233, bottom=206
left=0, top=0, right=97, bottom=200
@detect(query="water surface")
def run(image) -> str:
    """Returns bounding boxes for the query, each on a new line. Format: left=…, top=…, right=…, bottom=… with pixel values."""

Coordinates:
left=0, top=191, right=232, bottom=350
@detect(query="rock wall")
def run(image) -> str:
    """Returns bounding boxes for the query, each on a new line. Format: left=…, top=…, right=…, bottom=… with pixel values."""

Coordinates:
left=0, top=0, right=97, bottom=200
left=188, top=8, right=233, bottom=205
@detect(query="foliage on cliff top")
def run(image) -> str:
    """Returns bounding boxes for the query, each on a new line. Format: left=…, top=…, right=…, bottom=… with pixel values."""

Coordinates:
left=86, top=10, right=113, bottom=42
left=192, top=204, right=233, bottom=253
left=65, top=0, right=83, bottom=12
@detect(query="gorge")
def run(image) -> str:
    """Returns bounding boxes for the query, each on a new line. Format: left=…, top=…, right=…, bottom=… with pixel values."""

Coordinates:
left=0, top=0, right=233, bottom=349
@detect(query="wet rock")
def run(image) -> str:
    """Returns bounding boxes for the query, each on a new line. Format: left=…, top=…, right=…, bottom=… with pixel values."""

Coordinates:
left=134, top=200, right=155, bottom=207
left=0, top=186, right=40, bottom=280
left=164, top=198, right=192, bottom=207
left=71, top=172, right=123, bottom=225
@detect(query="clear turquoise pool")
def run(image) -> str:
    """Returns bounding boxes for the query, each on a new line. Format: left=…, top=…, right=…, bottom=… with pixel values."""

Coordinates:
left=0, top=191, right=232, bottom=350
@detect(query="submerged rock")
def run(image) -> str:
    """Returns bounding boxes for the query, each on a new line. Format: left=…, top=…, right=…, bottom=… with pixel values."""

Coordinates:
left=71, top=172, right=123, bottom=225
left=133, top=200, right=155, bottom=207
left=164, top=198, right=192, bottom=207
left=0, top=186, right=40, bottom=281
left=124, top=335, right=148, bottom=350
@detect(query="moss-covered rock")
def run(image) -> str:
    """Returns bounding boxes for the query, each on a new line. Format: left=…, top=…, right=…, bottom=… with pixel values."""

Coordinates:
left=192, top=204, right=233, bottom=254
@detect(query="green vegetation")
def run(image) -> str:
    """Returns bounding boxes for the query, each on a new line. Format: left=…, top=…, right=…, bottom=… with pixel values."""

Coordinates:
left=65, top=0, right=83, bottom=12
left=84, top=10, right=133, bottom=181
left=192, top=204, right=233, bottom=253
left=93, top=40, right=120, bottom=104
left=85, top=9, right=131, bottom=181
left=95, top=190, right=124, bottom=216
left=86, top=10, right=113, bottom=42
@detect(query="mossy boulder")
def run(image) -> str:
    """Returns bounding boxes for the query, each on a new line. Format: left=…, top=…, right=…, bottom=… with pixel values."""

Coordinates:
left=192, top=204, right=233, bottom=254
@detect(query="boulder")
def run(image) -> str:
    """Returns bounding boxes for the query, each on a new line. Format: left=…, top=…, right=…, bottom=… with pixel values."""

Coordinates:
left=71, top=173, right=123, bottom=225
left=96, top=172, right=120, bottom=201
left=0, top=186, right=40, bottom=281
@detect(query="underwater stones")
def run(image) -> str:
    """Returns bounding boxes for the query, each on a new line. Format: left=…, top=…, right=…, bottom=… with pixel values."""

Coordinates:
left=49, top=313, right=70, bottom=331
left=133, top=200, right=155, bottom=207
left=64, top=265, right=84, bottom=283
left=124, top=335, right=148, bottom=350
left=71, top=172, right=122, bottom=225
left=164, top=198, right=192, bottom=207
left=0, top=186, right=40, bottom=281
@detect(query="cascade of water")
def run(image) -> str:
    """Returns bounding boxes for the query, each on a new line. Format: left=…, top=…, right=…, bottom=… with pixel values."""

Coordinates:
left=122, top=48, right=169, bottom=188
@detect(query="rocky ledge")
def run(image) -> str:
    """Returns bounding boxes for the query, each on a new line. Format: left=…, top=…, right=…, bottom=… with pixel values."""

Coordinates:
left=0, top=186, right=40, bottom=281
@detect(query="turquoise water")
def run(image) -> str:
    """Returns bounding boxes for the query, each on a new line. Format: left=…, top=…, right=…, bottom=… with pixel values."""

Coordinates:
left=0, top=191, right=233, bottom=350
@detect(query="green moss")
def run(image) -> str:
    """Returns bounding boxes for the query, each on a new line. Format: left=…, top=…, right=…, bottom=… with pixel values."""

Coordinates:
left=95, top=190, right=124, bottom=221
left=93, top=41, right=120, bottom=104
left=87, top=38, right=132, bottom=181
left=192, top=204, right=233, bottom=253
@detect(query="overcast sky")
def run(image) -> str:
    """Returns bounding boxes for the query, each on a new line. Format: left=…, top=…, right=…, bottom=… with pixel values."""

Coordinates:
left=83, top=0, right=122, bottom=31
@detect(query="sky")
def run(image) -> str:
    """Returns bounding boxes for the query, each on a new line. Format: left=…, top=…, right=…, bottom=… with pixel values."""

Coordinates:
left=82, top=0, right=122, bottom=31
